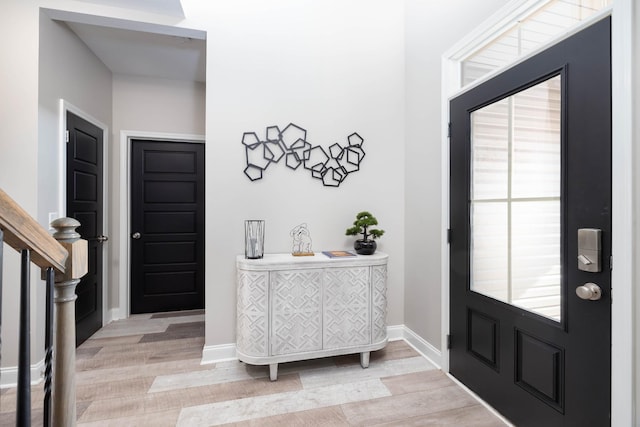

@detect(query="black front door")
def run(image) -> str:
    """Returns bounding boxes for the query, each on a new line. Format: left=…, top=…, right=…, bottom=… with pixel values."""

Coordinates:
left=449, top=18, right=611, bottom=426
left=130, top=140, right=205, bottom=314
left=66, top=111, right=104, bottom=346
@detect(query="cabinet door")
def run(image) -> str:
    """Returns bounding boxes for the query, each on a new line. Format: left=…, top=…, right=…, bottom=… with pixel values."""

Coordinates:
left=271, top=269, right=323, bottom=355
left=324, top=267, right=370, bottom=349
left=371, top=265, right=388, bottom=343
left=237, top=270, right=269, bottom=356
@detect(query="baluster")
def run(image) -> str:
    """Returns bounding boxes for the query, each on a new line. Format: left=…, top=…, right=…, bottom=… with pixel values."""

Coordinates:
left=17, top=249, right=31, bottom=427
left=43, top=267, right=54, bottom=427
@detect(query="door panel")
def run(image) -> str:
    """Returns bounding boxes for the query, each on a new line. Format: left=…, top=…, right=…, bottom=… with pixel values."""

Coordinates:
left=130, top=140, right=205, bottom=314
left=450, top=18, right=610, bottom=426
left=66, top=112, right=104, bottom=346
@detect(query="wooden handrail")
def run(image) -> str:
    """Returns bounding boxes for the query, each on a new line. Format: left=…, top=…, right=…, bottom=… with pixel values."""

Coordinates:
left=0, top=188, right=67, bottom=273
left=0, top=189, right=86, bottom=426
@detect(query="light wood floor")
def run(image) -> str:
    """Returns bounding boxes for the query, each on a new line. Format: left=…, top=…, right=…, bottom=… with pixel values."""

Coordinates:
left=1, top=311, right=507, bottom=426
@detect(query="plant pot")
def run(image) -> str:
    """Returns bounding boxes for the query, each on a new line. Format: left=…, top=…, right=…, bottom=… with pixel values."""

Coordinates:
left=354, top=239, right=376, bottom=255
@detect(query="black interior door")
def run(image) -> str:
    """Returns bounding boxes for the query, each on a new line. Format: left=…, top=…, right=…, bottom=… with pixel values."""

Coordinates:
left=130, top=140, right=205, bottom=314
left=449, top=18, right=611, bottom=426
left=67, top=111, right=104, bottom=346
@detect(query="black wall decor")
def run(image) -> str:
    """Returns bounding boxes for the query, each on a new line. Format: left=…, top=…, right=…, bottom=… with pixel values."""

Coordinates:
left=242, top=123, right=365, bottom=187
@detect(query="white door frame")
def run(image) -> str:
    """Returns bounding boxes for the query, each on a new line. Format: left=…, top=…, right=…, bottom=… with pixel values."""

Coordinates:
left=440, top=2, right=635, bottom=424
left=117, top=130, right=205, bottom=319
left=59, top=99, right=110, bottom=327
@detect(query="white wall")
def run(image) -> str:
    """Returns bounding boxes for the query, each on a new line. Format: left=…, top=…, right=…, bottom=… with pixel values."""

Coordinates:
left=193, top=0, right=406, bottom=345
left=111, top=74, right=205, bottom=312
left=634, top=1, right=640, bottom=423
left=403, top=0, right=509, bottom=350
left=0, top=0, right=41, bottom=374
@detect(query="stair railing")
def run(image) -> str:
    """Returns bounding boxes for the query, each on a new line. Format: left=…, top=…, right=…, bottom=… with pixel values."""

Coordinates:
left=0, top=188, right=87, bottom=427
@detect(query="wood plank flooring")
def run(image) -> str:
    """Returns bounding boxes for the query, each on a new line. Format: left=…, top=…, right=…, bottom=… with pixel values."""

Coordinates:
left=1, top=310, right=508, bottom=426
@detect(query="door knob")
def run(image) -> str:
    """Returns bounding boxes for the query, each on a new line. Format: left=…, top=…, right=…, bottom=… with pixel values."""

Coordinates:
left=131, top=232, right=141, bottom=240
left=576, top=282, right=602, bottom=301
left=96, top=235, right=109, bottom=243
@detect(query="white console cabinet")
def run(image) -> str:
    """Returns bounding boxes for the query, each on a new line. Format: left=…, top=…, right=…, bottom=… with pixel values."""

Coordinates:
left=236, top=252, right=388, bottom=380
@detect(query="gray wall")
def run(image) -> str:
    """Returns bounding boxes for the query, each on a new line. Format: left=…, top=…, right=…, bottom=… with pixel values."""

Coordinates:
left=403, top=0, right=509, bottom=350
left=0, top=8, right=113, bottom=370
left=110, top=74, right=206, bottom=313
left=0, top=0, right=40, bottom=374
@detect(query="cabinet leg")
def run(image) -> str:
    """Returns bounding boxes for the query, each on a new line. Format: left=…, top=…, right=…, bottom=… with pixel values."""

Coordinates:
left=360, top=352, right=370, bottom=368
left=269, top=363, right=278, bottom=381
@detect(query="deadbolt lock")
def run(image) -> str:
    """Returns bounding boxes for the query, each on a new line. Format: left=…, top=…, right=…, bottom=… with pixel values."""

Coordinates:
left=577, top=228, right=601, bottom=272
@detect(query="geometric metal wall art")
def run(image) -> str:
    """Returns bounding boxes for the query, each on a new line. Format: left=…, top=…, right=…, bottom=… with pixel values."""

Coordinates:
left=242, top=123, right=365, bottom=187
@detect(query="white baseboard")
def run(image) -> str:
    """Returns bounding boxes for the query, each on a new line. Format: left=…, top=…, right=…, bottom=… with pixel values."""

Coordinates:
left=386, top=324, right=405, bottom=341
left=106, top=307, right=126, bottom=323
left=200, top=324, right=442, bottom=368
left=400, top=325, right=442, bottom=369
left=0, top=357, right=45, bottom=389
left=201, top=343, right=236, bottom=365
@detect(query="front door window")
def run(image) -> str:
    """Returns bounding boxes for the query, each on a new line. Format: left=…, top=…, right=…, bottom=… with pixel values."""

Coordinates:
left=470, top=75, right=561, bottom=321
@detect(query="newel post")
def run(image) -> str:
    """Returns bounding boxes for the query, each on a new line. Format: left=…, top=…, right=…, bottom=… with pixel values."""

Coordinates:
left=50, top=218, right=88, bottom=427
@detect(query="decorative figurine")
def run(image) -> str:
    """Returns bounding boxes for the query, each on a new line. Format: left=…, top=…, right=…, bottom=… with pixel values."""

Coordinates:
left=290, top=223, right=314, bottom=256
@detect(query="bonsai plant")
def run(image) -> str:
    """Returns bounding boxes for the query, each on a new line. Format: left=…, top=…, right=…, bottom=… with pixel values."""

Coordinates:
left=345, top=211, right=385, bottom=255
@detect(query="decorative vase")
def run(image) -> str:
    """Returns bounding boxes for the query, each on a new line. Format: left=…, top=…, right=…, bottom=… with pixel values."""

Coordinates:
left=354, top=239, right=376, bottom=255
left=245, top=220, right=265, bottom=259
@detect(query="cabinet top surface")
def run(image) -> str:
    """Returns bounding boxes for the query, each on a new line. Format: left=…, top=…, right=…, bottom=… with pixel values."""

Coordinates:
left=237, top=252, right=388, bottom=270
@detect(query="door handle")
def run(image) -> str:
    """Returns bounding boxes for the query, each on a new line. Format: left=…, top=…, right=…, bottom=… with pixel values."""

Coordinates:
left=131, top=232, right=141, bottom=240
left=576, top=282, right=602, bottom=301
left=95, top=235, right=109, bottom=243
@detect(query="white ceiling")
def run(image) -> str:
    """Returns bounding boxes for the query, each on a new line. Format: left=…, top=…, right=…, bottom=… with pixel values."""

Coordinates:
left=66, top=21, right=206, bottom=83
left=75, top=0, right=185, bottom=18
left=60, top=0, right=204, bottom=83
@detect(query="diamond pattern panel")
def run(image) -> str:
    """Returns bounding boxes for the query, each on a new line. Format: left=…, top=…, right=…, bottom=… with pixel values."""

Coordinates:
left=236, top=270, right=269, bottom=356
left=323, top=267, right=370, bottom=349
left=271, top=270, right=323, bottom=355
left=371, top=265, right=388, bottom=343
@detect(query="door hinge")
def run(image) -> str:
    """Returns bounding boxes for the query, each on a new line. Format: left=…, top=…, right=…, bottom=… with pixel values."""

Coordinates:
left=447, top=122, right=451, bottom=138
left=447, top=334, right=451, bottom=350
left=610, top=255, right=613, bottom=270
left=65, top=130, right=70, bottom=143
left=447, top=229, right=451, bottom=244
